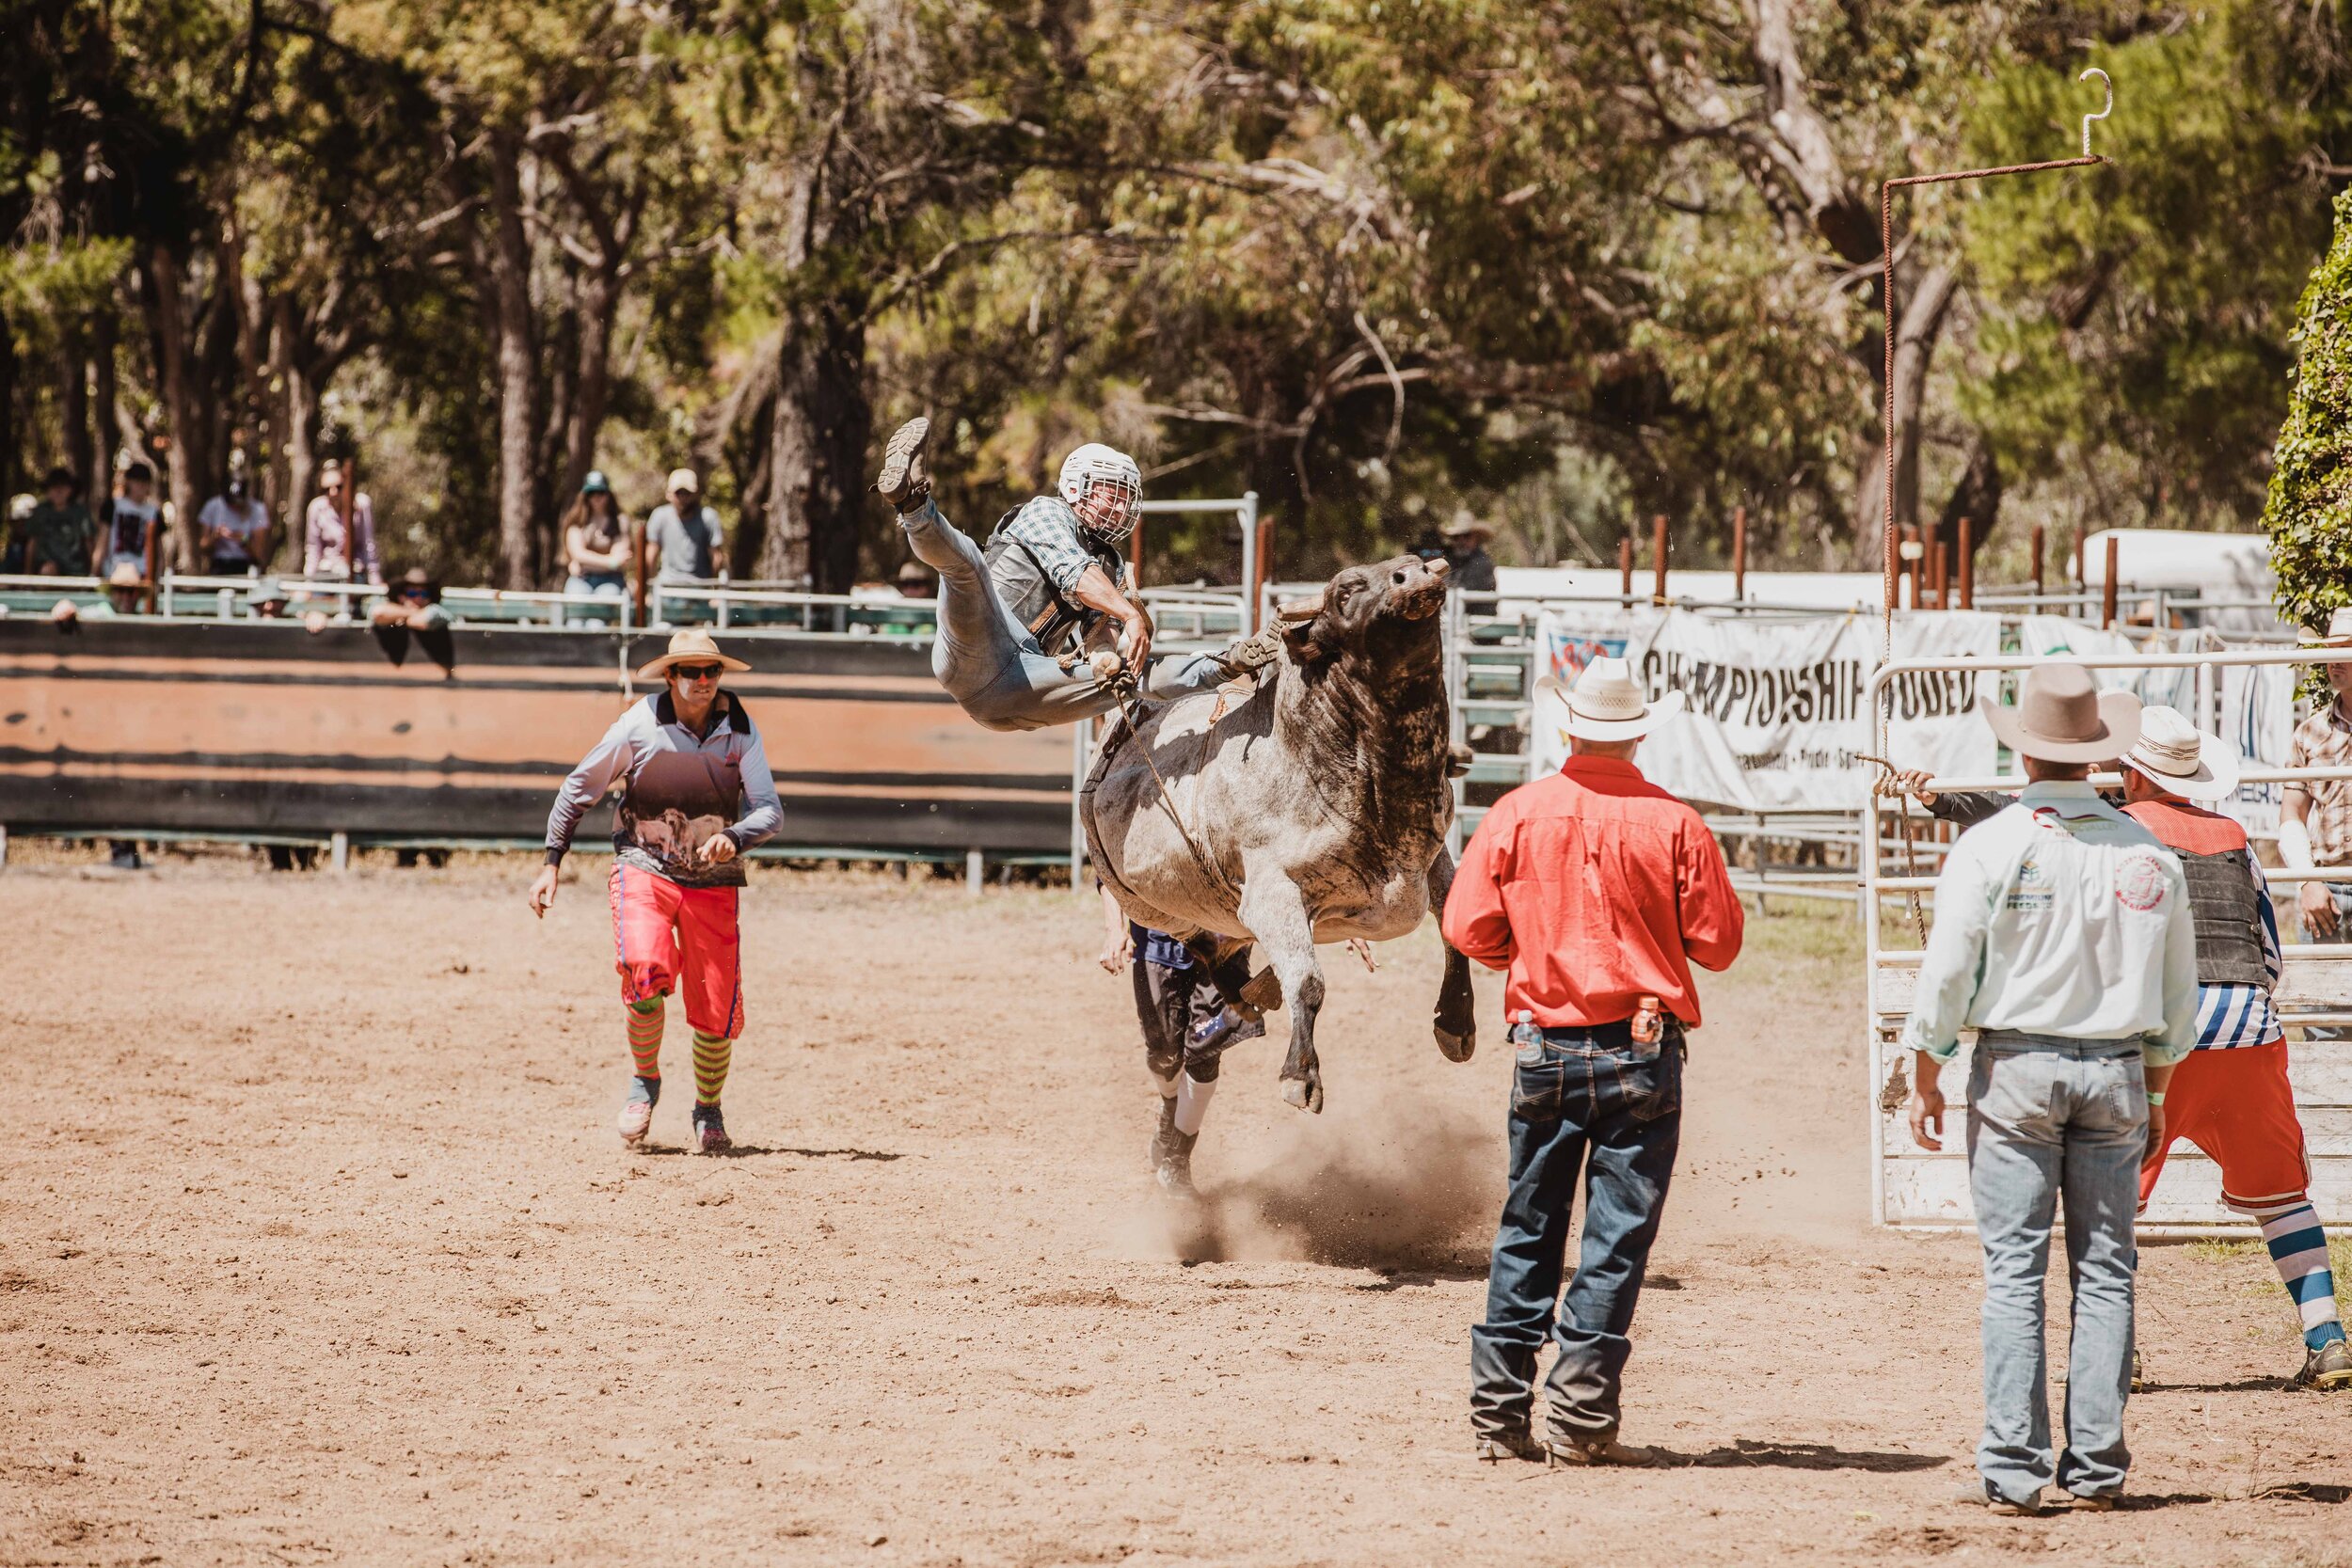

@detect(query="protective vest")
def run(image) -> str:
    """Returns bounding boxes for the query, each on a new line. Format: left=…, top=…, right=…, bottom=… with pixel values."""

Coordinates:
left=982, top=499, right=1124, bottom=656
left=2122, top=800, right=2268, bottom=989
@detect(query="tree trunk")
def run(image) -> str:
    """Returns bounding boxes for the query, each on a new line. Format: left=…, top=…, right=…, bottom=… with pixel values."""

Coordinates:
left=485, top=130, right=541, bottom=589
left=1938, top=436, right=2002, bottom=560
left=89, top=306, right=117, bottom=508
left=762, top=299, right=870, bottom=592
left=564, top=267, right=619, bottom=503
left=144, top=243, right=208, bottom=569
left=60, top=337, right=90, bottom=497
left=1852, top=261, right=1958, bottom=562
left=0, top=299, right=14, bottom=517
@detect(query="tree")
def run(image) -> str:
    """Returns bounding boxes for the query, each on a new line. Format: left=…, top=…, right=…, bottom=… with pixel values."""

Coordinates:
left=2264, top=185, right=2352, bottom=641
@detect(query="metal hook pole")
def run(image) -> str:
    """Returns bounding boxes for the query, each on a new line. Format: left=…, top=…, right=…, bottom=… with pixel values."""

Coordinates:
left=2079, top=67, right=2113, bottom=159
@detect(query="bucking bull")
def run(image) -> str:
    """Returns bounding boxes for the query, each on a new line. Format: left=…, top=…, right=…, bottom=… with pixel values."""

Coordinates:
left=1081, top=553, right=1478, bottom=1118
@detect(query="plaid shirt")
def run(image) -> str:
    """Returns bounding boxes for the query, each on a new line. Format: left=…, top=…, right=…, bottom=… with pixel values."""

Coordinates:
left=2286, top=703, right=2352, bottom=864
left=998, top=496, right=1119, bottom=595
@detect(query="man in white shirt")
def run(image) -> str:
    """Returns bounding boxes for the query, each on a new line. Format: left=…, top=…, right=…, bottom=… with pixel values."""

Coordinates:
left=1902, top=661, right=2197, bottom=1515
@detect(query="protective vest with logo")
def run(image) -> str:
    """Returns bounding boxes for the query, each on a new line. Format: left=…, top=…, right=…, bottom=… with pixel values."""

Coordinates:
left=982, top=498, right=1124, bottom=657
left=2122, top=799, right=2268, bottom=989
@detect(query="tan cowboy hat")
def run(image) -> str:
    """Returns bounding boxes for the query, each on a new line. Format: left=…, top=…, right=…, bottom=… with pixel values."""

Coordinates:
left=2305, top=607, right=2352, bottom=647
left=1440, top=514, right=1494, bottom=543
left=1536, top=656, right=1686, bottom=742
left=1979, top=661, right=2141, bottom=765
left=634, top=629, right=749, bottom=683
left=2120, top=704, right=2239, bottom=801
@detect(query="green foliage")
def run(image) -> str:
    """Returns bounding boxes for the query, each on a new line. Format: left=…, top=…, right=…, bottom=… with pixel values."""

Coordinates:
left=2263, top=187, right=2352, bottom=640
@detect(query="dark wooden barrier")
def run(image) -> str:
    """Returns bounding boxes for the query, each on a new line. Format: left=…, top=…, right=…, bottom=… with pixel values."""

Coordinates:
left=0, top=619, right=1073, bottom=853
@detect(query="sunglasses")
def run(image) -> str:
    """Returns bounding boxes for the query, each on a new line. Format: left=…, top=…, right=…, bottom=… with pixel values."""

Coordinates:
left=671, top=663, right=723, bottom=681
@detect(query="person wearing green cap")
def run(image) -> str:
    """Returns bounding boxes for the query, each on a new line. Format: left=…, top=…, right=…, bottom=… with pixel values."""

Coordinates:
left=562, top=470, right=633, bottom=601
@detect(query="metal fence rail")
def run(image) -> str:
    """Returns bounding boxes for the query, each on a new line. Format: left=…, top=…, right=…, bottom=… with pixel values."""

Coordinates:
left=1863, top=644, right=2352, bottom=1231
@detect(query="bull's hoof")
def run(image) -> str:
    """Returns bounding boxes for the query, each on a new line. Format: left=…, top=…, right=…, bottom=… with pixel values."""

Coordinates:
left=1279, top=1076, right=1325, bottom=1115
left=1435, top=1025, right=1475, bottom=1064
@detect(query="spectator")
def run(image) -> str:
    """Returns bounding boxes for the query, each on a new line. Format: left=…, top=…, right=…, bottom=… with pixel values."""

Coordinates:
left=103, top=559, right=148, bottom=616
left=199, top=472, right=270, bottom=576
left=1441, top=515, right=1499, bottom=594
left=5, top=493, right=33, bottom=572
left=303, top=460, right=381, bottom=584
left=246, top=578, right=292, bottom=619
left=371, top=567, right=453, bottom=631
left=99, top=462, right=162, bottom=584
left=894, top=559, right=936, bottom=598
left=23, top=467, right=97, bottom=577
left=645, top=467, right=723, bottom=584
left=562, top=470, right=632, bottom=598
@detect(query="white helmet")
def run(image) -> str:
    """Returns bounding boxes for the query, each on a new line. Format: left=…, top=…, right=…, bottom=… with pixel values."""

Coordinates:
left=1057, top=442, right=1142, bottom=540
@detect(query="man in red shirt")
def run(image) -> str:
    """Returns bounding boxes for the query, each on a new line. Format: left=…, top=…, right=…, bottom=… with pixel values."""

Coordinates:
left=1444, top=657, right=1744, bottom=1466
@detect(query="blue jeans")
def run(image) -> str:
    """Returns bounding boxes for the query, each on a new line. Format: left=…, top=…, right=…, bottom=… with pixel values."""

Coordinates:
left=1470, top=1022, right=1683, bottom=1443
left=898, top=499, right=1225, bottom=733
left=1965, top=1031, right=2147, bottom=1504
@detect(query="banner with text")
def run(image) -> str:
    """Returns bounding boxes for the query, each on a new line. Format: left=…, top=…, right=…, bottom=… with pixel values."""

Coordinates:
left=1532, top=610, right=2004, bottom=813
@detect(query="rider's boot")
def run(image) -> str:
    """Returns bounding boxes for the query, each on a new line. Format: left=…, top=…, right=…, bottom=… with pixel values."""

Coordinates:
left=874, top=417, right=931, bottom=514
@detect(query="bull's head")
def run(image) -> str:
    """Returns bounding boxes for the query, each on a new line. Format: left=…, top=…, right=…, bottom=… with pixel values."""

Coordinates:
left=1278, top=554, right=1451, bottom=674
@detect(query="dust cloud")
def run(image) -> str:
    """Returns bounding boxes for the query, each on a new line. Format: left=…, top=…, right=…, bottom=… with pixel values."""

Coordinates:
left=1130, top=1092, right=1503, bottom=1271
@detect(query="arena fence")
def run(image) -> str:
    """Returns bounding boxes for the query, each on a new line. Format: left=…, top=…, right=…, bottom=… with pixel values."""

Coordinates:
left=1864, top=644, right=2352, bottom=1232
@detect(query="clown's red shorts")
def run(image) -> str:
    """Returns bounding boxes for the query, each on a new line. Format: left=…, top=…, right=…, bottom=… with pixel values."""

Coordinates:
left=2138, top=1040, right=2312, bottom=1216
left=609, top=864, right=743, bottom=1039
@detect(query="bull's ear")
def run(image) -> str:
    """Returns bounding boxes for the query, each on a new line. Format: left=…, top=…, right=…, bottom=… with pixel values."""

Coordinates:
left=1281, top=618, right=1327, bottom=664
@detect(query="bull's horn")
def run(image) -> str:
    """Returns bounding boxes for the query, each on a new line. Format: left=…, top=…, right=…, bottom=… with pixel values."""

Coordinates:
left=1275, top=592, right=1324, bottom=623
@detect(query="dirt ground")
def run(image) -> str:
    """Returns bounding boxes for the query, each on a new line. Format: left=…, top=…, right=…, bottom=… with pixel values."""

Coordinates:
left=3, top=847, right=2347, bottom=1567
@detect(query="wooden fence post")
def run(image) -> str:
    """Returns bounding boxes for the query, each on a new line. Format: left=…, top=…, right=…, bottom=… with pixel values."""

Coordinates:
left=1651, top=514, right=1668, bottom=605
left=1731, top=505, right=1747, bottom=601
left=1957, top=516, right=1974, bottom=610
left=2103, top=535, right=2120, bottom=628
left=1618, top=533, right=1633, bottom=600
left=2030, top=522, right=2044, bottom=599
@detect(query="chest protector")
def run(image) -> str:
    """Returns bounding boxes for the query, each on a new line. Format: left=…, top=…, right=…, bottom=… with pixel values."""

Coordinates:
left=2178, top=846, right=2269, bottom=988
left=982, top=499, right=1125, bottom=656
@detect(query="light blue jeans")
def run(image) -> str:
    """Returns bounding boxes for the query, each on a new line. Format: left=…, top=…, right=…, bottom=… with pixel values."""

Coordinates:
left=898, top=499, right=1225, bottom=733
left=1965, top=1031, right=2147, bottom=1505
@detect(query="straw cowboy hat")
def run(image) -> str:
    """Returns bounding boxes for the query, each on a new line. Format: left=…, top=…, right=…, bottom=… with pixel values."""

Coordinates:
left=2306, top=608, right=2352, bottom=647
left=634, top=629, right=749, bottom=683
left=1979, top=661, right=2141, bottom=765
left=1535, top=656, right=1686, bottom=742
left=2119, top=704, right=2240, bottom=801
left=1440, top=514, right=1494, bottom=543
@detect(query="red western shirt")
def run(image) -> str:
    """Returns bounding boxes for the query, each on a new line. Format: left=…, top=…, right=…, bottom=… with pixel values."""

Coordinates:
left=1442, top=755, right=1745, bottom=1027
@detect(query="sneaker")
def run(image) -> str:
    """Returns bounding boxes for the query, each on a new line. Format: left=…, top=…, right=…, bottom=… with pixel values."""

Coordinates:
left=1188, top=1004, right=1264, bottom=1055
left=1545, top=1434, right=1661, bottom=1468
left=692, top=1106, right=731, bottom=1155
left=2295, top=1337, right=2352, bottom=1390
left=617, top=1084, right=657, bottom=1146
left=874, top=417, right=930, bottom=514
left=1474, top=1429, right=1545, bottom=1464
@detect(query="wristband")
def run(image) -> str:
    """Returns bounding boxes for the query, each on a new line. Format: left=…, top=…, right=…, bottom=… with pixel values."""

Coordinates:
left=2146, top=1090, right=2166, bottom=1106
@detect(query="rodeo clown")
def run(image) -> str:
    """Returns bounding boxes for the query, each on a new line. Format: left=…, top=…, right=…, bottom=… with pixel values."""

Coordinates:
left=529, top=630, right=782, bottom=1154
left=871, top=417, right=1282, bottom=732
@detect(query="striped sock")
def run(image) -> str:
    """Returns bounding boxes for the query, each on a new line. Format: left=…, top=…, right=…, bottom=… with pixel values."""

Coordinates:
left=691, top=1030, right=733, bottom=1108
left=2260, top=1204, right=2346, bottom=1351
left=626, top=998, right=665, bottom=1081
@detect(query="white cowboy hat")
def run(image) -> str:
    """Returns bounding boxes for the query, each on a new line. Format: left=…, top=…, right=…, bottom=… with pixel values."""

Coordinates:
left=2305, top=607, right=2352, bottom=648
left=634, top=628, right=749, bottom=683
left=1979, top=661, right=2141, bottom=765
left=2120, top=704, right=2239, bottom=801
left=1535, top=656, right=1686, bottom=742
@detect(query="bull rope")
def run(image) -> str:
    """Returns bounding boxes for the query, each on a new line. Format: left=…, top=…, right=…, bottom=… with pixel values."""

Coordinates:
left=1101, top=684, right=1246, bottom=910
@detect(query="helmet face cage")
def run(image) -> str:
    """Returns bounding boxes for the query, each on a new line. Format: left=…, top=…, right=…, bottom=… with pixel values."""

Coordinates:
left=1058, top=444, right=1142, bottom=541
